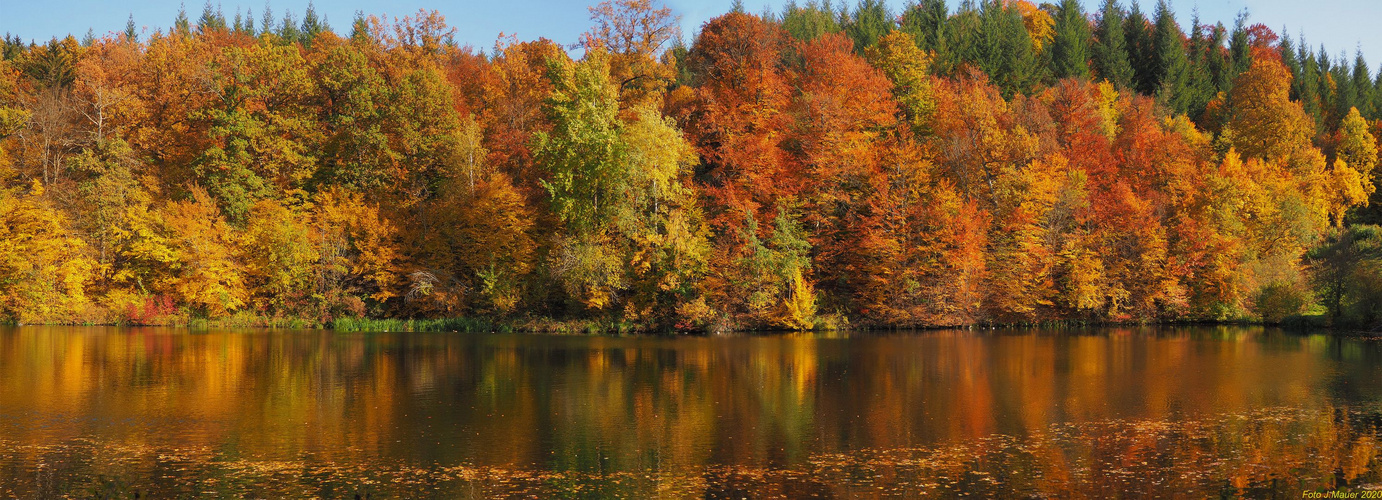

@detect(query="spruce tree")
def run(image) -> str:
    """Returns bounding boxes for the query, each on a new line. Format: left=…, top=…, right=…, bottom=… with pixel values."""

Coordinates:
left=300, top=1, right=327, bottom=45
left=1318, top=47, right=1336, bottom=130
left=972, top=0, right=1037, bottom=98
left=1299, top=45, right=1323, bottom=128
left=1092, top=0, right=1133, bottom=90
left=781, top=1, right=843, bottom=42
left=278, top=9, right=301, bottom=43
left=1152, top=0, right=1191, bottom=113
left=124, top=14, right=138, bottom=42
left=1332, top=53, right=1355, bottom=129
left=1206, top=23, right=1230, bottom=93
left=1124, top=2, right=1155, bottom=95
left=1050, top=0, right=1092, bottom=80
left=261, top=3, right=275, bottom=37
left=843, top=0, right=892, bottom=54
left=174, top=3, right=191, bottom=35
left=1184, top=12, right=1215, bottom=119
left=1227, top=12, right=1251, bottom=79
left=899, top=0, right=948, bottom=54
left=197, top=1, right=226, bottom=34
left=941, top=0, right=983, bottom=75
left=1352, top=52, right=1373, bottom=119
left=349, top=11, right=370, bottom=43
left=1280, top=33, right=1299, bottom=91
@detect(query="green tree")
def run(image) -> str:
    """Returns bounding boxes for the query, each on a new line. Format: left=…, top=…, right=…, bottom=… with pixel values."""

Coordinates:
left=1152, top=0, right=1191, bottom=114
left=277, top=9, right=301, bottom=43
left=1123, top=2, right=1155, bottom=95
left=1091, top=0, right=1133, bottom=89
left=534, top=54, right=630, bottom=310
left=1308, top=226, right=1382, bottom=323
left=1049, top=0, right=1091, bottom=80
left=781, top=1, right=842, bottom=41
left=313, top=43, right=393, bottom=191
left=842, top=0, right=891, bottom=54
left=955, top=0, right=1039, bottom=98
left=730, top=208, right=816, bottom=329
left=196, top=1, right=226, bottom=34
left=192, top=42, right=319, bottom=222
left=1227, top=13, right=1251, bottom=80
left=174, top=3, right=191, bottom=35
left=1348, top=52, right=1374, bottom=120
left=1184, top=14, right=1217, bottom=120
left=300, top=1, right=328, bottom=45
left=535, top=56, right=626, bottom=233
left=899, top=0, right=948, bottom=56
left=124, top=14, right=139, bottom=42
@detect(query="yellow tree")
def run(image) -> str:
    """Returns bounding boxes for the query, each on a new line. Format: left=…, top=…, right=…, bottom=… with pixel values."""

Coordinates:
left=241, top=199, right=316, bottom=311
left=1219, top=52, right=1330, bottom=293
left=124, top=187, right=247, bottom=318
left=1224, top=54, right=1315, bottom=167
left=310, top=188, right=404, bottom=315
left=0, top=180, right=96, bottom=323
left=618, top=104, right=710, bottom=327
left=580, top=0, right=680, bottom=110
left=1327, top=107, right=1378, bottom=225
left=866, top=31, right=937, bottom=137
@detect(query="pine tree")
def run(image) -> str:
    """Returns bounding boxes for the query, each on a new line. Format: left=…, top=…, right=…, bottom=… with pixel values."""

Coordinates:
left=1152, top=0, right=1191, bottom=114
left=1205, top=22, right=1230, bottom=93
left=899, top=0, right=947, bottom=54
left=261, top=3, right=274, bottom=37
left=1318, top=47, right=1337, bottom=130
left=843, top=0, right=892, bottom=54
left=780, top=1, right=842, bottom=41
left=1227, top=12, right=1250, bottom=78
left=196, top=1, right=226, bottom=33
left=1332, top=52, right=1355, bottom=129
left=962, top=0, right=1038, bottom=97
left=1091, top=0, right=1133, bottom=90
left=1372, top=68, right=1382, bottom=122
left=1124, top=2, right=1155, bottom=95
left=1184, top=11, right=1215, bottom=119
left=940, top=0, right=982, bottom=75
left=1050, top=0, right=1091, bottom=80
left=1280, top=33, right=1299, bottom=92
left=349, top=11, right=370, bottom=43
left=1352, top=51, right=1373, bottom=119
left=300, top=1, right=327, bottom=45
left=1298, top=43, right=1323, bottom=127
left=278, top=9, right=301, bottom=42
left=124, top=14, right=138, bottom=42
left=174, top=3, right=191, bottom=35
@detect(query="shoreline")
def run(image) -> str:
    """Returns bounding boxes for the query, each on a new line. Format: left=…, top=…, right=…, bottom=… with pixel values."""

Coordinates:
left=6, top=314, right=1375, bottom=337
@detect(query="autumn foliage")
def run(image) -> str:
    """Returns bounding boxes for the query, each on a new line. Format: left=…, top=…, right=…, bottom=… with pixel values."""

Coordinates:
left=0, top=0, right=1378, bottom=330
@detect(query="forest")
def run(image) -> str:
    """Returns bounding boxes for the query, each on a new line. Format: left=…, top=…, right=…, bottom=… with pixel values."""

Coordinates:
left=1, top=0, right=1381, bottom=332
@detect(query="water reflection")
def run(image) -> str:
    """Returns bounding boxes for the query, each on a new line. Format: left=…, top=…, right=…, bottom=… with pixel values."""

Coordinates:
left=0, top=326, right=1380, bottom=497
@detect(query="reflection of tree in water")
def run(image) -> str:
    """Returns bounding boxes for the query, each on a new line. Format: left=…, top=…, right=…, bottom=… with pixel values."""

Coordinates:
left=4, top=327, right=1382, bottom=496
left=4, top=406, right=1381, bottom=497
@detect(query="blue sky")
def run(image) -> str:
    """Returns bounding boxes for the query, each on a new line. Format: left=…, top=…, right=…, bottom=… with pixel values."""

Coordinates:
left=1, top=0, right=1378, bottom=68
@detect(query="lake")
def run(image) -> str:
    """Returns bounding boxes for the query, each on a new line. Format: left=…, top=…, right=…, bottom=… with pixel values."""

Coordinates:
left=0, top=326, right=1380, bottom=497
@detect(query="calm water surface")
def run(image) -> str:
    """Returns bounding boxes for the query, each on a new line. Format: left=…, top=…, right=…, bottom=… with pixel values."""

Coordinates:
left=1, top=326, right=1381, bottom=497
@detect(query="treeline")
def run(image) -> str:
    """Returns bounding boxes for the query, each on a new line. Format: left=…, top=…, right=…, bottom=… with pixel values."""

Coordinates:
left=0, top=0, right=1379, bottom=331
